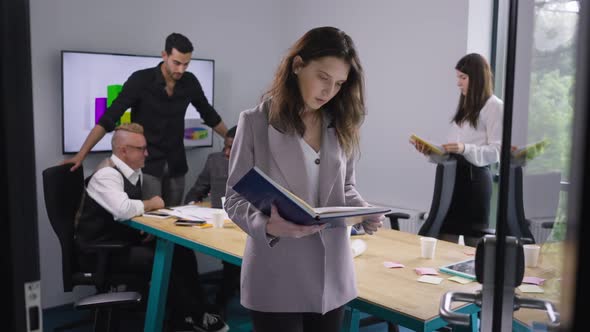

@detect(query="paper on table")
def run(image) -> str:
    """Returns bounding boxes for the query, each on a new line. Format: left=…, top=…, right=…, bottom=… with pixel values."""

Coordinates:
left=417, top=275, right=443, bottom=284
left=448, top=276, right=473, bottom=284
left=143, top=208, right=199, bottom=221
left=383, top=261, right=405, bottom=268
left=518, top=285, right=544, bottom=293
left=142, top=210, right=172, bottom=219
left=169, top=205, right=227, bottom=223
left=522, top=276, right=545, bottom=285
left=415, top=267, right=439, bottom=275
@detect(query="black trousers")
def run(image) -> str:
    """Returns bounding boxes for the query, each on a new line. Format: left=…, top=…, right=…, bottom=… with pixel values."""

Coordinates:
left=250, top=306, right=345, bottom=332
left=441, top=155, right=493, bottom=237
left=217, top=262, right=241, bottom=308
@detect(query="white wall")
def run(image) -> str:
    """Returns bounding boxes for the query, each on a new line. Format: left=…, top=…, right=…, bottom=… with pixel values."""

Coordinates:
left=282, top=0, right=470, bottom=210
left=468, top=0, right=493, bottom=58
left=31, top=0, right=477, bottom=308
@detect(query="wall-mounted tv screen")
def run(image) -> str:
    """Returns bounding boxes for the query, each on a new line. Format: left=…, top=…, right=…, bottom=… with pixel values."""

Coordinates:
left=61, top=50, right=215, bottom=153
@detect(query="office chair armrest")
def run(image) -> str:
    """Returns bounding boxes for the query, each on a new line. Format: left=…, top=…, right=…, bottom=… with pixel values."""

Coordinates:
left=75, top=291, right=142, bottom=309
left=385, top=212, right=410, bottom=220
left=80, top=241, right=130, bottom=253
left=481, top=228, right=496, bottom=235
left=385, top=212, right=411, bottom=231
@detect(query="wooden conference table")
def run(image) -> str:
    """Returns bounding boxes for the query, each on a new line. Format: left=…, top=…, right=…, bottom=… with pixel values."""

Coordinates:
left=124, top=215, right=482, bottom=332
left=512, top=243, right=563, bottom=331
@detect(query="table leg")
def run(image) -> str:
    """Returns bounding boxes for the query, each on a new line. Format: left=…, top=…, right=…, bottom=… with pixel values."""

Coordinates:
left=451, top=312, right=478, bottom=332
left=341, top=306, right=361, bottom=332
left=144, top=239, right=174, bottom=332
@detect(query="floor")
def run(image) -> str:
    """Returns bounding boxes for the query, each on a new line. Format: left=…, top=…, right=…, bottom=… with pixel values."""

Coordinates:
left=43, top=272, right=413, bottom=332
left=43, top=297, right=414, bottom=332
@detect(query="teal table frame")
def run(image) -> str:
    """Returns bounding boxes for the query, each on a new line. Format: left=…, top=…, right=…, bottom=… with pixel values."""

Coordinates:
left=124, top=219, right=479, bottom=332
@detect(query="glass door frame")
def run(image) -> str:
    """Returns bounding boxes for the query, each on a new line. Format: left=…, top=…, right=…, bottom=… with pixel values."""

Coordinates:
left=485, top=0, right=589, bottom=330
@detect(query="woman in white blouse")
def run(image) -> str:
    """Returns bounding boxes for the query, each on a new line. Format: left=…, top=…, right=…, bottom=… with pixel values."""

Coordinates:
left=413, top=53, right=503, bottom=246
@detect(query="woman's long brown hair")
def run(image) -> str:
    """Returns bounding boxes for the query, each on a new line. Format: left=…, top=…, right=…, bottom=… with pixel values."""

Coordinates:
left=263, top=26, right=365, bottom=156
left=452, top=53, right=494, bottom=128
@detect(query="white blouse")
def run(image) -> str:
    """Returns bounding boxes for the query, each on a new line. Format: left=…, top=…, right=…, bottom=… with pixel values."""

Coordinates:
left=448, top=95, right=504, bottom=167
left=86, top=155, right=145, bottom=220
left=299, top=138, right=321, bottom=207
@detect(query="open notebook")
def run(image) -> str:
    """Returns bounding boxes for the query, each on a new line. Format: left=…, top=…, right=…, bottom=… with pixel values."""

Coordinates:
left=232, top=167, right=391, bottom=226
left=410, top=134, right=446, bottom=156
left=512, top=139, right=550, bottom=160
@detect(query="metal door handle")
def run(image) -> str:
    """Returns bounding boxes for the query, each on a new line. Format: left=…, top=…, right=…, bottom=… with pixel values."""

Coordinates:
left=516, top=296, right=560, bottom=328
left=439, top=291, right=481, bottom=326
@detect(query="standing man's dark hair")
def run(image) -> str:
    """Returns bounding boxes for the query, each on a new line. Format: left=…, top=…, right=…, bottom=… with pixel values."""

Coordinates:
left=165, top=33, right=194, bottom=54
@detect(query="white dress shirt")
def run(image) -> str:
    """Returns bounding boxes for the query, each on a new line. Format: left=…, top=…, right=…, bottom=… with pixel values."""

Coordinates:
left=86, top=155, right=145, bottom=221
left=448, top=95, right=503, bottom=167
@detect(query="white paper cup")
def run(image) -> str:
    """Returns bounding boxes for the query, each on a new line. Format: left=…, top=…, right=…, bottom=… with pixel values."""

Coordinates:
left=420, top=237, right=437, bottom=259
left=212, top=212, right=225, bottom=228
left=523, top=244, right=540, bottom=267
left=350, top=239, right=367, bottom=258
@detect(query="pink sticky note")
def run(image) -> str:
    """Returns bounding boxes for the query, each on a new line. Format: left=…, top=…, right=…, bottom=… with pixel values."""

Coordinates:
left=383, top=261, right=405, bottom=268
left=415, top=267, right=439, bottom=275
left=523, top=276, right=545, bottom=285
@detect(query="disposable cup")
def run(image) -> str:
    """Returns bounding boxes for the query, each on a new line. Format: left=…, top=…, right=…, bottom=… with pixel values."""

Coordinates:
left=212, top=212, right=225, bottom=228
left=420, top=237, right=437, bottom=259
left=523, top=244, right=541, bottom=267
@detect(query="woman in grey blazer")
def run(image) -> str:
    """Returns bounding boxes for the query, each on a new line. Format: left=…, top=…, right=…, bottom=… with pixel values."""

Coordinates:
left=225, top=26, right=383, bottom=332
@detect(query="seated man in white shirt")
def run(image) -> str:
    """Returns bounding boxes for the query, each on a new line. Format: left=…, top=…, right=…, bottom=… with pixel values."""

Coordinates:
left=75, top=123, right=228, bottom=332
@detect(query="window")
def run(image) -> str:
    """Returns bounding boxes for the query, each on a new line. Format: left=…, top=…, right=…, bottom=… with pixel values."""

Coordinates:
left=527, top=0, right=579, bottom=178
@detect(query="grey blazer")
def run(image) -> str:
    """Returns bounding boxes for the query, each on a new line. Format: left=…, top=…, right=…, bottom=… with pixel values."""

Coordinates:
left=225, top=100, right=368, bottom=313
left=184, top=151, right=228, bottom=208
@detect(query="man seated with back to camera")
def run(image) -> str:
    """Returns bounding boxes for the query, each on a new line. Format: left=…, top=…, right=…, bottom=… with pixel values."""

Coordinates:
left=75, top=123, right=228, bottom=332
left=184, top=126, right=240, bottom=314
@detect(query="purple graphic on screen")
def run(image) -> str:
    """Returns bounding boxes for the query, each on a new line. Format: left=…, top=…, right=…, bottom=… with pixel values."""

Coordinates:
left=95, top=97, right=107, bottom=124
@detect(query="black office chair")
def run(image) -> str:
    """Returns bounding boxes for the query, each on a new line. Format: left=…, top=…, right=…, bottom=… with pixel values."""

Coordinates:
left=524, top=170, right=563, bottom=237
left=386, top=212, right=411, bottom=231
left=42, top=163, right=141, bottom=332
left=418, top=159, right=458, bottom=238
left=417, top=158, right=497, bottom=245
left=505, top=165, right=536, bottom=243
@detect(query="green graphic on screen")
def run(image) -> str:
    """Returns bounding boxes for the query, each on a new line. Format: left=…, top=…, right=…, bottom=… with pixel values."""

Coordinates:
left=95, top=84, right=130, bottom=125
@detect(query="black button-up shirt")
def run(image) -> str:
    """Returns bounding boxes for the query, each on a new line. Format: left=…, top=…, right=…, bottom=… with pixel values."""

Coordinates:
left=98, top=62, right=222, bottom=177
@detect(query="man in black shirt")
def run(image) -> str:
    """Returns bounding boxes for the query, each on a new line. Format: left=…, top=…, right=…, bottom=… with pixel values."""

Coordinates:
left=64, top=32, right=228, bottom=206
